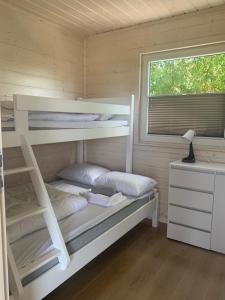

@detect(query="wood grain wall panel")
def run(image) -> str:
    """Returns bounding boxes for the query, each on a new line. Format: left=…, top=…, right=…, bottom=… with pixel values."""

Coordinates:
left=87, top=138, right=127, bottom=171
left=0, top=3, right=84, bottom=183
left=3, top=0, right=225, bottom=36
left=3, top=142, right=77, bottom=187
left=0, top=3, right=84, bottom=100
left=85, top=6, right=225, bottom=222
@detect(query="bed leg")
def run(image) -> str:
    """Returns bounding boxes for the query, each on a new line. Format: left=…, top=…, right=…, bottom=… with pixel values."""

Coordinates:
left=152, top=190, right=159, bottom=228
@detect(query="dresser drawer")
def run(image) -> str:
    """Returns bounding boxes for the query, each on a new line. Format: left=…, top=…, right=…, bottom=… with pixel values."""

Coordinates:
left=169, top=187, right=213, bottom=212
left=170, top=168, right=214, bottom=192
left=167, top=223, right=211, bottom=249
left=168, top=205, right=212, bottom=231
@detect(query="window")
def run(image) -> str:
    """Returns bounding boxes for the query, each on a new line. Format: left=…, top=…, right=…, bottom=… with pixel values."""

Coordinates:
left=150, top=53, right=225, bottom=96
left=148, top=94, right=225, bottom=138
left=140, top=43, right=225, bottom=145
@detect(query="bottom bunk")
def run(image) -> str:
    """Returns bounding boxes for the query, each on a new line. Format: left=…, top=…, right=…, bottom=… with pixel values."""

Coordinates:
left=8, top=180, right=158, bottom=300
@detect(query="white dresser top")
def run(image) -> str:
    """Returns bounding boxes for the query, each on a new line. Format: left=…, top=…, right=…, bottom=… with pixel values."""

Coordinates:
left=171, top=160, right=225, bottom=174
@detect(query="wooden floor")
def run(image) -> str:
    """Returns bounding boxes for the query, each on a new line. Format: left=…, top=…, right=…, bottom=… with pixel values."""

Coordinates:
left=44, top=222, right=225, bottom=300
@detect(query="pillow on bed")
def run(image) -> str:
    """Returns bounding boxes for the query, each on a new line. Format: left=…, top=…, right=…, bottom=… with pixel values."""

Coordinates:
left=96, top=114, right=112, bottom=121
left=58, top=163, right=110, bottom=186
left=94, top=171, right=157, bottom=197
left=28, top=112, right=99, bottom=122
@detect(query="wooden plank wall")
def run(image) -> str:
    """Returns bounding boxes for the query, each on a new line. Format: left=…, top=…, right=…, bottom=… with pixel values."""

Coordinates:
left=0, top=2, right=84, bottom=183
left=3, top=143, right=76, bottom=187
left=85, top=6, right=225, bottom=222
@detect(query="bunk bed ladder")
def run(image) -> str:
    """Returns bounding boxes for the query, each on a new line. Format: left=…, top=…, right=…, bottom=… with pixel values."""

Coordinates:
left=6, top=134, right=70, bottom=300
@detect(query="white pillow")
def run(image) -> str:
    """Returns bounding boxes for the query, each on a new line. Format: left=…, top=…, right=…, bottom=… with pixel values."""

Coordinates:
left=58, top=163, right=110, bottom=186
left=29, top=112, right=99, bottom=122
left=97, top=114, right=112, bottom=121
left=94, top=171, right=157, bottom=197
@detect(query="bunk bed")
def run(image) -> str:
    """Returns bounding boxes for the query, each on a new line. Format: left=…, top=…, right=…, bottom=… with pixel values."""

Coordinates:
left=1, top=94, right=159, bottom=300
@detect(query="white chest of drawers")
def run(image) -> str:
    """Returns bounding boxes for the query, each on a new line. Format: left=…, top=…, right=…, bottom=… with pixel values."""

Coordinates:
left=167, top=160, right=225, bottom=253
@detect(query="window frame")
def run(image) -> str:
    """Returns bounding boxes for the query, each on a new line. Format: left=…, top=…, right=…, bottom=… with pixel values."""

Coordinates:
left=140, top=42, right=225, bottom=146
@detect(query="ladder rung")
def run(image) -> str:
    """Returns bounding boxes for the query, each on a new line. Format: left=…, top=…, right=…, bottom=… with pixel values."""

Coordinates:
left=4, top=166, right=34, bottom=176
left=7, top=206, right=47, bottom=227
left=19, top=249, right=61, bottom=279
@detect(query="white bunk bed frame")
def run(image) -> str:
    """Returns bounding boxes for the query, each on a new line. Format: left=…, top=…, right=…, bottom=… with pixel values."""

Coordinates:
left=1, top=94, right=159, bottom=300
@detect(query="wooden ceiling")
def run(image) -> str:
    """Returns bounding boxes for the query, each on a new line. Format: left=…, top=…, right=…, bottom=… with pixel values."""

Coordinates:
left=3, top=0, right=225, bottom=36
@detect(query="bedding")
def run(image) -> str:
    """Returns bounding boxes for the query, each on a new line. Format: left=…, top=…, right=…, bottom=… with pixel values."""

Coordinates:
left=95, top=171, right=157, bottom=197
left=91, top=184, right=116, bottom=196
left=10, top=180, right=155, bottom=285
left=29, top=112, right=99, bottom=122
left=96, top=114, right=112, bottom=121
left=6, top=183, right=87, bottom=243
left=1, top=105, right=99, bottom=122
left=82, top=191, right=126, bottom=207
left=1, top=105, right=13, bottom=121
left=58, top=163, right=110, bottom=186
left=1, top=106, right=128, bottom=130
left=50, top=180, right=89, bottom=194
left=2, top=119, right=128, bottom=130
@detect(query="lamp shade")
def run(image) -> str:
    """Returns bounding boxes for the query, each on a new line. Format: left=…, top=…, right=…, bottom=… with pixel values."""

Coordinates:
left=182, top=129, right=195, bottom=143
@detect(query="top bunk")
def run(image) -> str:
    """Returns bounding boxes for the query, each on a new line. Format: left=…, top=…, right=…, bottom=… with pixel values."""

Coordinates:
left=1, top=94, right=134, bottom=148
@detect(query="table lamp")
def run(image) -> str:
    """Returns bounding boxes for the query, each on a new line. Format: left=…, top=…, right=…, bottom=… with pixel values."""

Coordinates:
left=182, top=129, right=195, bottom=163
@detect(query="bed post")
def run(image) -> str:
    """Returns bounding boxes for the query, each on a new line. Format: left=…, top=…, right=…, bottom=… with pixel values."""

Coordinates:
left=77, top=141, right=84, bottom=163
left=126, top=95, right=134, bottom=173
left=13, top=95, right=29, bottom=133
left=152, top=189, right=159, bottom=227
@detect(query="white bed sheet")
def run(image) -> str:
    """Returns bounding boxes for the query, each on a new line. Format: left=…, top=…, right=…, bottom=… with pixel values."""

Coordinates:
left=2, top=119, right=128, bottom=129
left=11, top=180, right=153, bottom=269
left=1, top=106, right=99, bottom=122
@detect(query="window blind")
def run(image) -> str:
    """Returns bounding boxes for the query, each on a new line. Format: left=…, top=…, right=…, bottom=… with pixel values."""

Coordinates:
left=148, top=94, right=225, bottom=138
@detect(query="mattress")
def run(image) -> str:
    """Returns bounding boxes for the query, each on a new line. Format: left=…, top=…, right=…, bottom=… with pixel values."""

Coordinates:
left=1, top=105, right=100, bottom=122
left=2, top=119, right=128, bottom=130
left=10, top=180, right=155, bottom=286
left=1, top=105, right=128, bottom=130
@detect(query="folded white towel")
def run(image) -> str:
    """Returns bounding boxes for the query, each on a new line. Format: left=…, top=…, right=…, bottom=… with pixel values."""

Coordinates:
left=83, top=192, right=126, bottom=207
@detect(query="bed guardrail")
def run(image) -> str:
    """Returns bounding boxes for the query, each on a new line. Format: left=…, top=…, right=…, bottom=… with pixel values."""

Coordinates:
left=2, top=94, right=134, bottom=172
left=14, top=95, right=131, bottom=115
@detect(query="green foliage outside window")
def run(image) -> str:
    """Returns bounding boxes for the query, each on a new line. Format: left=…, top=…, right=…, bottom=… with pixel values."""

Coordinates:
left=149, top=53, right=225, bottom=96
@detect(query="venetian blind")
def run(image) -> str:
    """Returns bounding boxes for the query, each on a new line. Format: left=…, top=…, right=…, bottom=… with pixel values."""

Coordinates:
left=148, top=94, right=225, bottom=138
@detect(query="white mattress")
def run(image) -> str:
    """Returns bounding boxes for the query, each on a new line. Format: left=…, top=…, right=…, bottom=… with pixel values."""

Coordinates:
left=2, top=119, right=128, bottom=129
left=11, top=180, right=152, bottom=270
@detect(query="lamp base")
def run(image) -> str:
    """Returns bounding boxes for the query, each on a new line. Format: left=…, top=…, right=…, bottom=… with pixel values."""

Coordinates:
left=182, top=142, right=195, bottom=163
left=182, top=156, right=195, bottom=163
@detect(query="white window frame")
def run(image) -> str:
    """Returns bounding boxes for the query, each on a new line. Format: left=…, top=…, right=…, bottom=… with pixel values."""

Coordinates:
left=140, top=42, right=225, bottom=146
